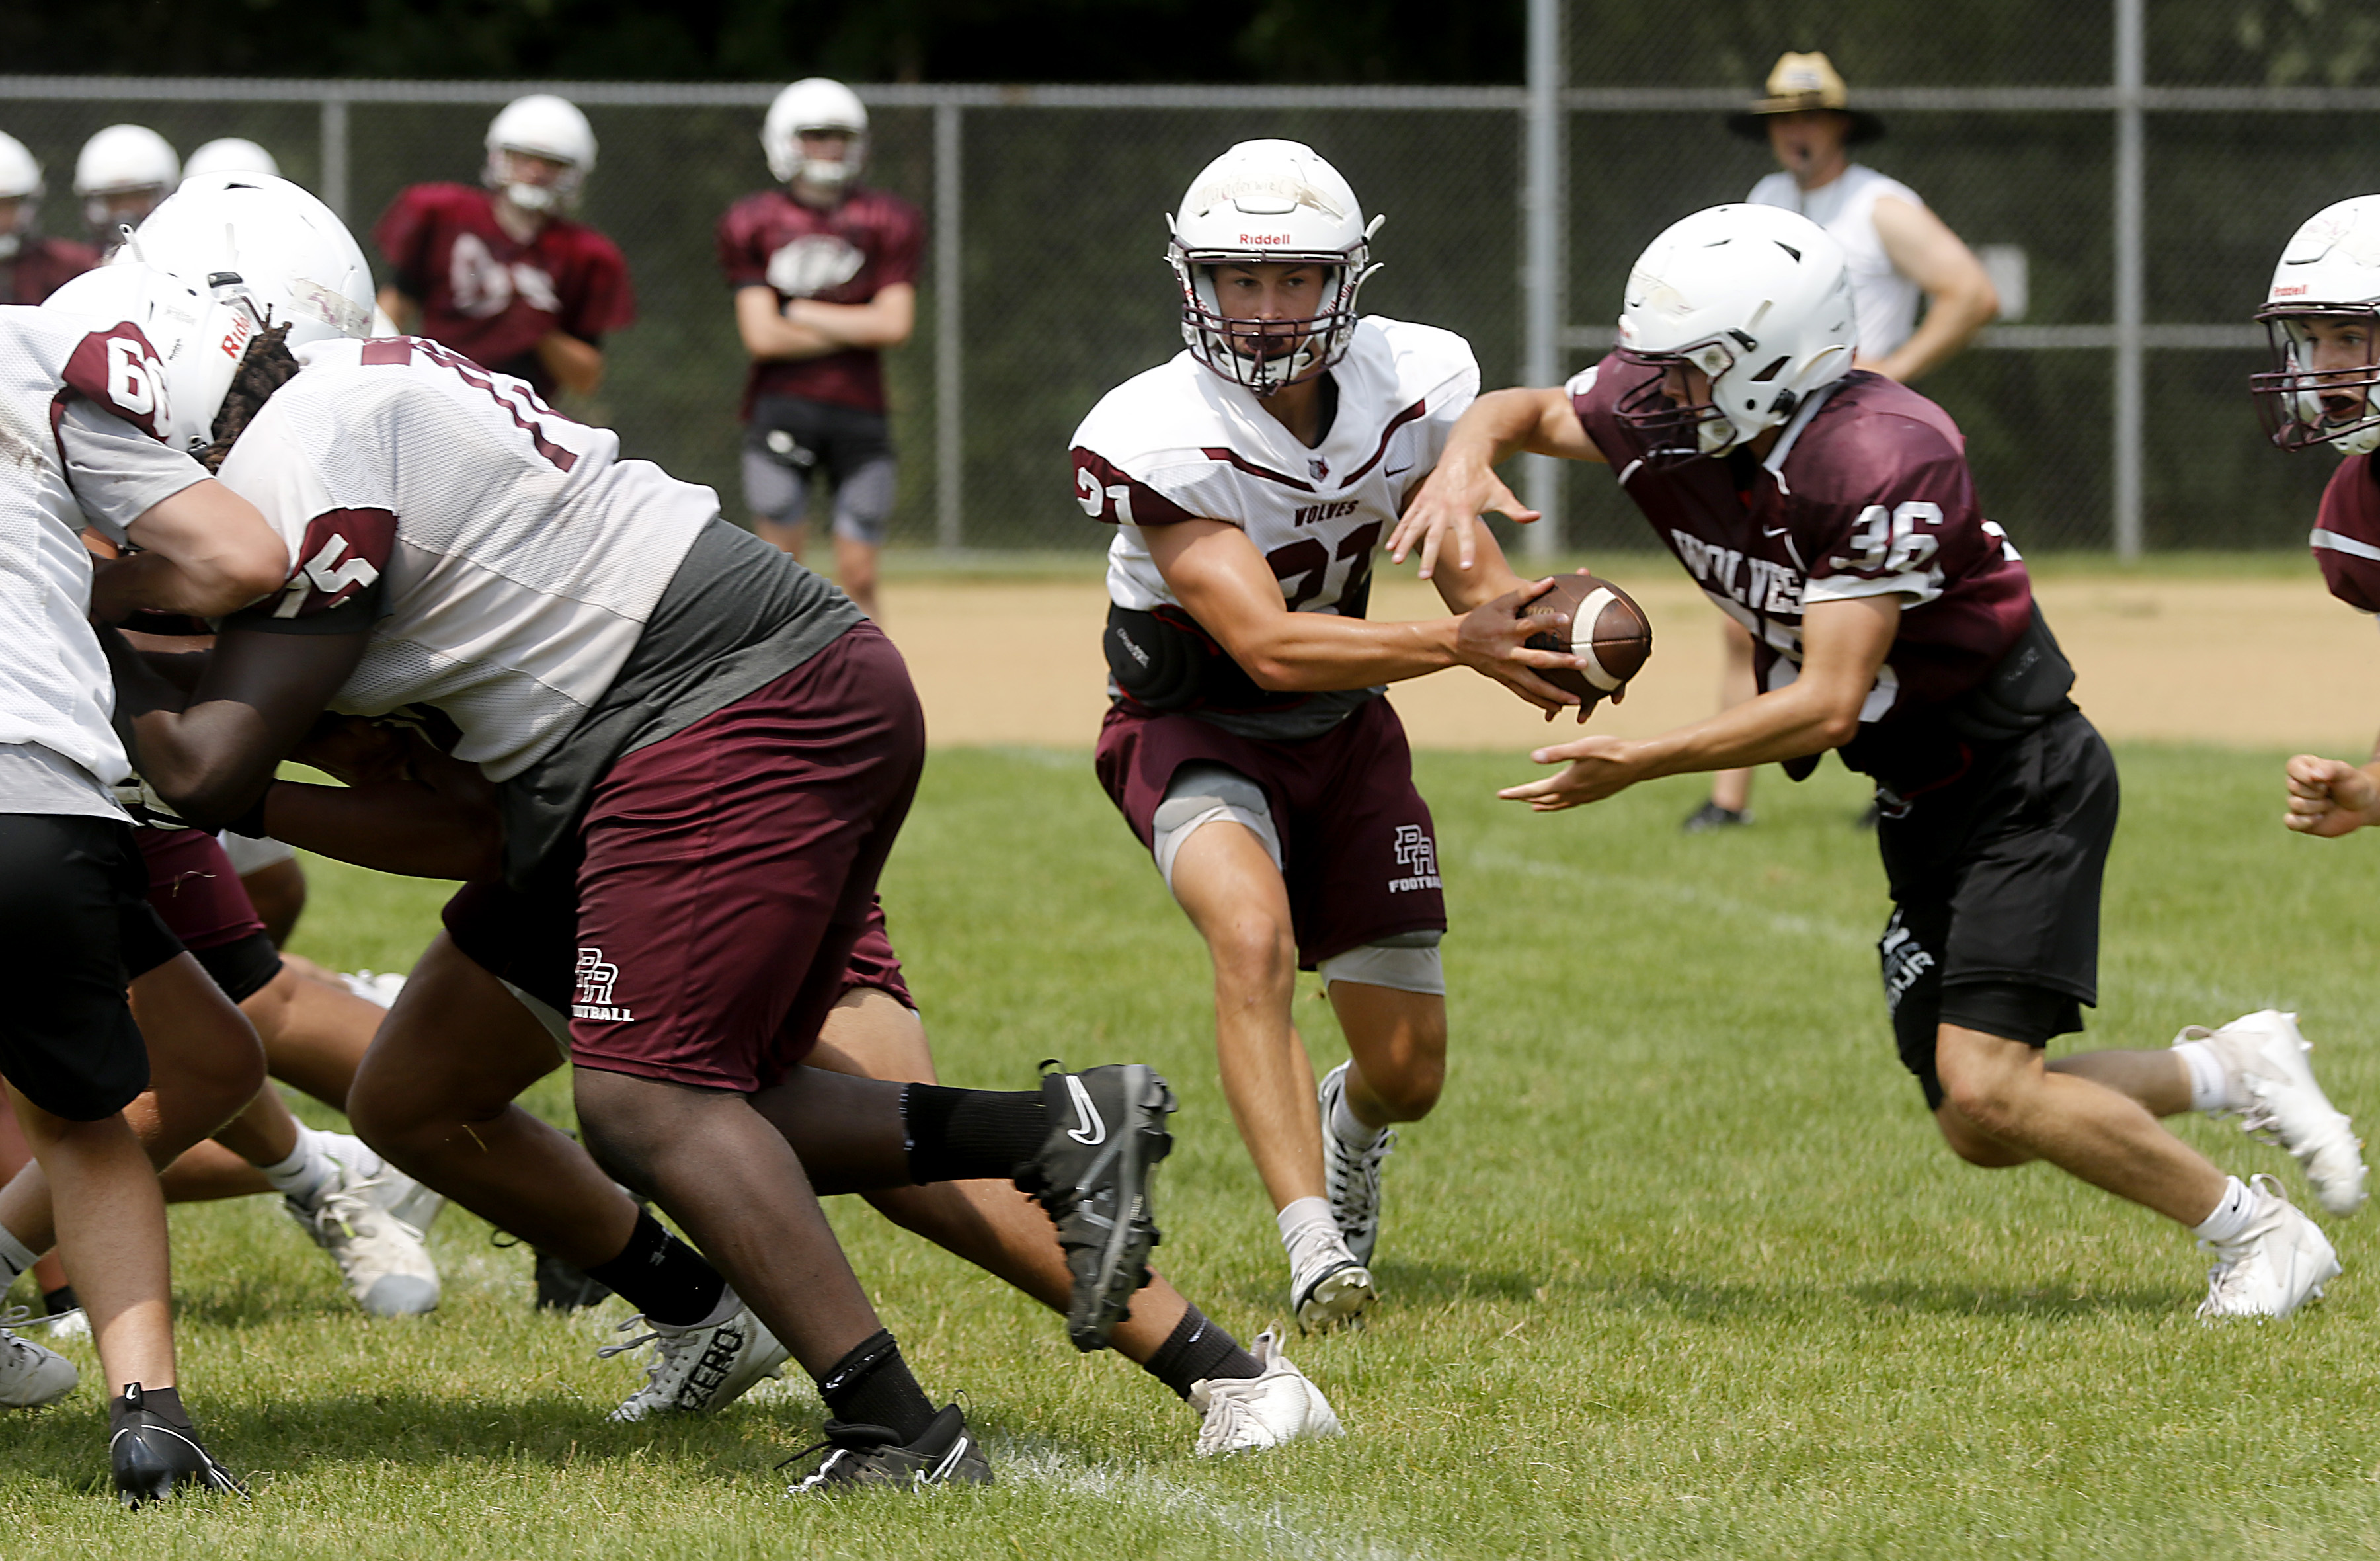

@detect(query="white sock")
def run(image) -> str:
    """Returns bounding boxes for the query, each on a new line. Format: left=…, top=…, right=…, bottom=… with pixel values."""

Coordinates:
left=1275, top=1196, right=1338, bottom=1269
left=0, top=1221, right=36, bottom=1281
left=2172, top=1039, right=2236, bottom=1114
left=1328, top=1084, right=1386, bottom=1148
left=259, top=1124, right=340, bottom=1205
left=2192, top=1176, right=2258, bottom=1245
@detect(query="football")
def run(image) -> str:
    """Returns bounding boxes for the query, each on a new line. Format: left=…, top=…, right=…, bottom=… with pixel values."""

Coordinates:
left=1518, top=571, right=1654, bottom=705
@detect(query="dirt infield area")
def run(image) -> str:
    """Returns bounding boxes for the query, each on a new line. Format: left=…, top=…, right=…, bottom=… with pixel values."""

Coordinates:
left=875, top=558, right=2380, bottom=757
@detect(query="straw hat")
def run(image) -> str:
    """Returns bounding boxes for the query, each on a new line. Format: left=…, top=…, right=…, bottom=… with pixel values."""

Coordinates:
left=1726, top=52, right=1886, bottom=143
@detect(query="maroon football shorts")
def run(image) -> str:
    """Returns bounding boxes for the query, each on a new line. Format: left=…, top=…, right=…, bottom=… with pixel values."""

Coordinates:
left=565, top=623, right=924, bottom=1094
left=134, top=827, right=280, bottom=1001
left=1094, top=694, right=1447, bottom=968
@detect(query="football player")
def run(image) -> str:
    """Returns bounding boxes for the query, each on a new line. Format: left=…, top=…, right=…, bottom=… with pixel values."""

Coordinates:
left=0, top=242, right=293, bottom=1498
left=0, top=130, right=97, bottom=303
left=372, top=94, right=632, bottom=400
left=182, top=138, right=280, bottom=180
left=1398, top=202, right=2363, bottom=1321
left=73, top=124, right=178, bottom=253
left=1072, top=140, right=1591, bottom=1332
left=719, top=79, right=921, bottom=615
left=102, top=177, right=1177, bottom=1492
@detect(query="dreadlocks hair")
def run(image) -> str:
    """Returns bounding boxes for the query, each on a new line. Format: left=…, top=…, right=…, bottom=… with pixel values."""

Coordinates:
left=198, top=320, right=301, bottom=473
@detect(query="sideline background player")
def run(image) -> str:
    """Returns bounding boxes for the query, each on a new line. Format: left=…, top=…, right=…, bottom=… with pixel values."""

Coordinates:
left=72, top=124, right=177, bottom=256
left=0, top=130, right=95, bottom=304
left=373, top=93, right=633, bottom=401
left=1074, top=139, right=1590, bottom=1333
left=1689, top=52, right=2001, bottom=834
left=719, top=78, right=921, bottom=616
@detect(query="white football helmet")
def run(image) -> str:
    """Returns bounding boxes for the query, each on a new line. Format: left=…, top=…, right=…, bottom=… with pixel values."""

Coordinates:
left=0, top=131, right=44, bottom=261
left=76, top=124, right=180, bottom=239
left=1166, top=139, right=1382, bottom=396
left=46, top=261, right=272, bottom=458
left=763, top=79, right=869, bottom=191
left=184, top=138, right=281, bottom=179
left=483, top=95, right=595, bottom=214
left=1612, top=204, right=1855, bottom=461
left=2253, top=194, right=2380, bottom=455
left=128, top=172, right=376, bottom=345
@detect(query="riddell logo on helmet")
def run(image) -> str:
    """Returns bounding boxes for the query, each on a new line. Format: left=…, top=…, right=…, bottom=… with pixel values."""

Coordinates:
left=1239, top=233, right=1292, bottom=245
left=2273, top=285, right=2311, bottom=296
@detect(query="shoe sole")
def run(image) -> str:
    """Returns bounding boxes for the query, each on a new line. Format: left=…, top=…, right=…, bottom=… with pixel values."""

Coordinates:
left=1065, top=1067, right=1176, bottom=1352
left=1295, top=1260, right=1377, bottom=1334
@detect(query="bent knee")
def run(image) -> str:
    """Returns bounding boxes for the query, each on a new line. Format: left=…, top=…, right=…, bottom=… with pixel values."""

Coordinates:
left=1367, top=1059, right=1444, bottom=1122
left=1208, top=918, right=1299, bottom=993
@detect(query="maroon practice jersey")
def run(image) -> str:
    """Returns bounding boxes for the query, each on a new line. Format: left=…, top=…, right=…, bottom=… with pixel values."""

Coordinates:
left=716, top=185, right=924, bottom=418
left=1571, top=358, right=2034, bottom=775
left=2309, top=454, right=2380, bottom=612
left=372, top=183, right=635, bottom=399
left=3, top=236, right=97, bottom=304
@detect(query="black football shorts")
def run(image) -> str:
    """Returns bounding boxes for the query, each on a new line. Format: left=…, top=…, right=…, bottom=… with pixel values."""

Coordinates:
left=740, top=395, right=897, bottom=545
left=0, top=815, right=173, bottom=1121
left=1872, top=709, right=2118, bottom=1111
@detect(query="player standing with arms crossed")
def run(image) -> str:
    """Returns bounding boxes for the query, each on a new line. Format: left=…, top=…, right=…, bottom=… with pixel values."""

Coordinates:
left=719, top=79, right=920, bottom=616
left=1688, top=52, right=2001, bottom=834
left=373, top=94, right=631, bottom=400
left=1400, top=202, right=2364, bottom=1320
left=1074, top=140, right=1592, bottom=1331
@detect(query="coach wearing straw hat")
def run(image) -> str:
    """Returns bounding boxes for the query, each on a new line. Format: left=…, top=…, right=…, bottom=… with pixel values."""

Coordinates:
left=1684, top=51, right=2001, bottom=834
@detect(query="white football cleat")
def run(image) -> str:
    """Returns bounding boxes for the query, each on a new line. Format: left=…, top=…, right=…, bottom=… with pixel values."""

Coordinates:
left=1318, top=1061, right=1395, bottom=1267
left=2183, top=1011, right=2368, bottom=1216
left=284, top=1137, right=440, bottom=1316
left=340, top=969, right=409, bottom=1008
left=603, top=1300, right=789, bottom=1422
left=2196, top=1175, right=2341, bottom=1322
left=0, top=1326, right=76, bottom=1408
left=1191, top=1328, right=1343, bottom=1454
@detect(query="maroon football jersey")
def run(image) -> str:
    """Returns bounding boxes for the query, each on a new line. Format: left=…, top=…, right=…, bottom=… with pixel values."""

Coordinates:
left=4, top=237, right=98, bottom=304
left=1571, top=358, right=2034, bottom=775
left=2310, top=454, right=2380, bottom=612
left=372, top=183, right=635, bottom=399
left=716, top=185, right=924, bottom=418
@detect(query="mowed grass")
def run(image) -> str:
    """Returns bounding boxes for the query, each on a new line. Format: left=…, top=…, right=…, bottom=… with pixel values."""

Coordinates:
left=9, top=741, right=2380, bottom=1557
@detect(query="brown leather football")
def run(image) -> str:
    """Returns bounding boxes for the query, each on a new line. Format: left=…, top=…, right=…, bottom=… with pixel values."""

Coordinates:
left=1518, top=572, right=1653, bottom=705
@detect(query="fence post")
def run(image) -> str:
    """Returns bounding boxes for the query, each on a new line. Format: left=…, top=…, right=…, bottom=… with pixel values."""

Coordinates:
left=319, top=94, right=350, bottom=221
left=1519, top=0, right=1566, bottom=559
left=2112, top=0, right=2145, bottom=560
left=935, top=97, right=963, bottom=555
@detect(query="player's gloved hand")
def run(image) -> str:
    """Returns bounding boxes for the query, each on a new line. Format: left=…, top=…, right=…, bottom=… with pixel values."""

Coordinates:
left=112, top=771, right=194, bottom=830
left=1453, top=577, right=1589, bottom=716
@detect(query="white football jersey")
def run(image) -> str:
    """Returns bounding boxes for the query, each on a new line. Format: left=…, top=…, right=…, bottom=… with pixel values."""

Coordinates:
left=214, top=337, right=721, bottom=781
left=0, top=305, right=212, bottom=807
left=1748, top=164, right=1926, bottom=361
left=1074, top=316, right=1478, bottom=619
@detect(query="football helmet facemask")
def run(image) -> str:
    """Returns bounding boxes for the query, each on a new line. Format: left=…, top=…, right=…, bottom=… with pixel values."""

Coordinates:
left=2252, top=194, right=2380, bottom=456
left=1613, top=203, right=1855, bottom=463
left=483, top=95, right=595, bottom=216
left=764, top=79, right=869, bottom=193
left=1166, top=139, right=1383, bottom=397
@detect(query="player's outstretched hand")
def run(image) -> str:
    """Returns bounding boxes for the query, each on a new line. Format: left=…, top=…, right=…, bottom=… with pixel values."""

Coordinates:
left=1391, top=457, right=1540, bottom=580
left=1497, top=734, right=1641, bottom=812
left=1456, top=577, right=1589, bottom=715
left=2284, top=753, right=2380, bottom=837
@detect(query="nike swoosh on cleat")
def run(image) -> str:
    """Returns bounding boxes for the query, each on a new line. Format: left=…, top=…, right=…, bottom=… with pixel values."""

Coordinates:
left=1065, top=1075, right=1108, bottom=1146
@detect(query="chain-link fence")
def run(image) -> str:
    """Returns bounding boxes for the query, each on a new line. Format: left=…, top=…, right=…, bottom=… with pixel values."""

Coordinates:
left=2, top=17, right=2373, bottom=558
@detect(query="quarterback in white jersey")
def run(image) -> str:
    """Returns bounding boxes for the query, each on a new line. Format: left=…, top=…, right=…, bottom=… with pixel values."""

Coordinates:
left=1076, top=140, right=1589, bottom=1334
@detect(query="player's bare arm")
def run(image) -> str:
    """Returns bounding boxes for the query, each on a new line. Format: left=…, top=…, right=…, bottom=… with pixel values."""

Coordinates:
left=1499, top=594, right=1899, bottom=811
left=735, top=282, right=915, bottom=362
left=89, top=482, right=289, bottom=623
left=1868, top=196, right=1999, bottom=383
left=1391, top=385, right=1605, bottom=579
left=533, top=329, right=604, bottom=395
left=1145, top=515, right=1588, bottom=713
left=101, top=623, right=368, bottom=829
left=374, top=285, right=420, bottom=333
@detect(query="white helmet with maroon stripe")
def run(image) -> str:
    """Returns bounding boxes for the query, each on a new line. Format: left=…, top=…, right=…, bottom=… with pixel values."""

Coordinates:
left=1167, top=140, right=1384, bottom=396
left=2252, top=194, right=2380, bottom=456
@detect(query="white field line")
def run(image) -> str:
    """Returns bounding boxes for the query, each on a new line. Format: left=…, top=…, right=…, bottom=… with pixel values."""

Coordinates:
left=995, top=1435, right=1432, bottom=1561
left=1465, top=848, right=1874, bottom=951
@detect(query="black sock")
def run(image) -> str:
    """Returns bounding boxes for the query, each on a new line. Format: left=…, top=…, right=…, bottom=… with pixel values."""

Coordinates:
left=40, top=1284, right=76, bottom=1317
left=817, top=1328, right=936, bottom=1443
left=903, top=1084, right=1048, bottom=1183
left=1144, top=1304, right=1263, bottom=1403
left=109, top=1382, right=190, bottom=1433
left=581, top=1210, right=728, bottom=1327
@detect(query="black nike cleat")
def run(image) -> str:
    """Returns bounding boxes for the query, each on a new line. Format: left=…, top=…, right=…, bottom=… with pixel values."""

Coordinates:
left=1013, top=1061, right=1175, bottom=1352
left=783, top=1403, right=994, bottom=1492
left=110, top=1384, right=245, bottom=1509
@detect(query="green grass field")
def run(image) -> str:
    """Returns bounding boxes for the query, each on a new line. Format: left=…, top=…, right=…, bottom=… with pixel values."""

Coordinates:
left=9, top=742, right=2380, bottom=1558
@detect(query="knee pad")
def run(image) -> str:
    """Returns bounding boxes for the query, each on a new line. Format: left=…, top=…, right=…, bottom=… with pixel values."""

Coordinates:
left=1317, top=932, right=1445, bottom=996
left=1151, top=763, right=1280, bottom=892
left=830, top=454, right=896, bottom=547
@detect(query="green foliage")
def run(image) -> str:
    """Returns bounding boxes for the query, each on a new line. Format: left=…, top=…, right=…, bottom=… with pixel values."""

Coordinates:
left=11, top=739, right=2380, bottom=1554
